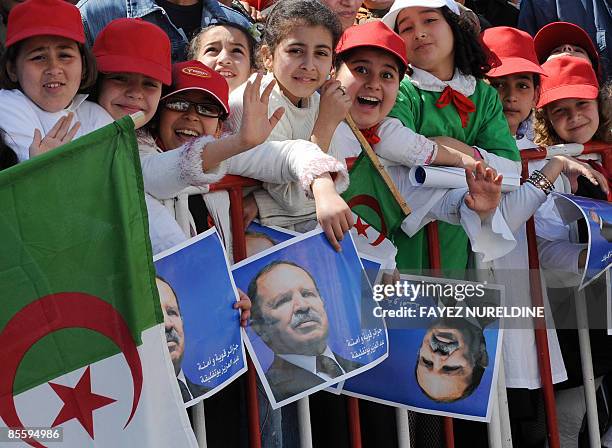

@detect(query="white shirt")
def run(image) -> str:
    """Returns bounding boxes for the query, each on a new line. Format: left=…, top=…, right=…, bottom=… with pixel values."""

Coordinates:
left=279, top=346, right=345, bottom=381
left=0, top=90, right=113, bottom=162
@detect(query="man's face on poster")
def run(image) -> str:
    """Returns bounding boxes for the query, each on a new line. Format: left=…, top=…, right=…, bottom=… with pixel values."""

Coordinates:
left=416, top=318, right=488, bottom=402
left=157, top=278, right=185, bottom=375
left=253, top=263, right=329, bottom=356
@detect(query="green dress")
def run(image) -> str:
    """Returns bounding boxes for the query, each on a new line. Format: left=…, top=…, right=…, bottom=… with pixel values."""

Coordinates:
left=389, top=76, right=519, bottom=272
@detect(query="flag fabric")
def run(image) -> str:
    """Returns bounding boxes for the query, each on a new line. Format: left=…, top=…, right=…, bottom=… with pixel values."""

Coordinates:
left=0, top=117, right=197, bottom=447
left=341, top=154, right=407, bottom=269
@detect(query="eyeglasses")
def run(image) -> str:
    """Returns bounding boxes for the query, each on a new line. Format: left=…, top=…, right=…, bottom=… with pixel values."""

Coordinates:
left=163, top=99, right=224, bottom=118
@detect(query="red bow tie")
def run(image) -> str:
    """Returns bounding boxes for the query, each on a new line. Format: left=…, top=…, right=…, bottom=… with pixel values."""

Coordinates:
left=360, top=125, right=381, bottom=146
left=435, top=86, right=476, bottom=128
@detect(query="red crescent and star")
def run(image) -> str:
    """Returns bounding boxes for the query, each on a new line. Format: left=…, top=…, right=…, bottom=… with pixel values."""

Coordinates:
left=0, top=292, right=143, bottom=448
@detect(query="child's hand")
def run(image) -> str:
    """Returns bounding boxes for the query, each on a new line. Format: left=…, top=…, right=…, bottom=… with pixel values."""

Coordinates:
left=464, top=161, right=503, bottom=220
left=233, top=289, right=252, bottom=327
left=312, top=174, right=354, bottom=251
left=242, top=193, right=259, bottom=228
left=238, top=73, right=285, bottom=148
left=29, top=112, right=80, bottom=158
left=557, top=156, right=609, bottom=195
left=317, top=79, right=353, bottom=129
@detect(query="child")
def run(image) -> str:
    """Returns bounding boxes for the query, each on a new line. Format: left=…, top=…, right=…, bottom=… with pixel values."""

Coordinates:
left=188, top=23, right=258, bottom=92
left=381, top=0, right=522, bottom=272
left=224, top=0, right=354, bottom=234
left=0, top=0, right=112, bottom=162
left=533, top=21, right=603, bottom=81
left=331, top=21, right=520, bottom=265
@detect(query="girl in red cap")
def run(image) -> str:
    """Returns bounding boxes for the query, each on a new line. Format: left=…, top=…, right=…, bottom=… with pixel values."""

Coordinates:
left=0, top=0, right=113, bottom=163
left=331, top=21, right=518, bottom=267
left=188, top=23, right=259, bottom=93
left=533, top=22, right=603, bottom=82
left=379, top=0, right=522, bottom=273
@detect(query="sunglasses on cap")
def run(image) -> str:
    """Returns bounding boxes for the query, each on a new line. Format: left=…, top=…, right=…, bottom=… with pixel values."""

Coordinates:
left=162, top=99, right=225, bottom=118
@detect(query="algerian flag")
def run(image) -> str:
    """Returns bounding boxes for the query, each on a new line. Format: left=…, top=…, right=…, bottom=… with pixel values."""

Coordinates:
left=0, top=117, right=197, bottom=447
left=341, top=154, right=406, bottom=270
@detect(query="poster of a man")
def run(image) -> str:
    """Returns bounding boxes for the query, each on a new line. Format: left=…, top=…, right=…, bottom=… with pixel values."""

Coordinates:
left=154, top=229, right=247, bottom=407
left=156, top=276, right=210, bottom=402
left=415, top=317, right=489, bottom=403
left=554, top=193, right=612, bottom=288
left=233, top=229, right=388, bottom=408
left=342, top=275, right=503, bottom=422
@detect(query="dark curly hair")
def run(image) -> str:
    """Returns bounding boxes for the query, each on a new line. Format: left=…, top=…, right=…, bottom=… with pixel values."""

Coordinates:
left=0, top=129, right=18, bottom=170
left=440, top=7, right=490, bottom=78
left=262, top=0, right=342, bottom=56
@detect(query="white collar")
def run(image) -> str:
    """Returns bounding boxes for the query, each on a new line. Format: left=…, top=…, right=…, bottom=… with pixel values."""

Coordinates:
left=68, top=93, right=89, bottom=111
left=409, top=66, right=476, bottom=97
left=279, top=346, right=344, bottom=379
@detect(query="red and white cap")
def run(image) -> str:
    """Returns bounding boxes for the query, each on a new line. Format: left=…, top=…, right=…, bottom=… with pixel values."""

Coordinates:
left=534, top=22, right=599, bottom=66
left=537, top=56, right=599, bottom=108
left=482, top=26, right=545, bottom=77
left=94, top=18, right=172, bottom=85
left=382, top=0, right=460, bottom=31
left=336, top=21, right=408, bottom=73
left=5, top=0, right=85, bottom=48
left=161, top=61, right=230, bottom=116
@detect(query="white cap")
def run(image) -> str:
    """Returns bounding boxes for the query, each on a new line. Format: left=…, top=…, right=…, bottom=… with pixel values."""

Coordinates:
left=381, top=0, right=460, bottom=31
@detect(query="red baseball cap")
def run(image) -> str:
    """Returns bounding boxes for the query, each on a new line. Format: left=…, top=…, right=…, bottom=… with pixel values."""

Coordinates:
left=6, top=0, right=85, bottom=48
left=534, top=22, right=599, bottom=68
left=537, top=56, right=599, bottom=108
left=336, top=22, right=408, bottom=74
left=482, top=26, right=545, bottom=77
left=94, top=19, right=171, bottom=85
left=161, top=61, right=230, bottom=116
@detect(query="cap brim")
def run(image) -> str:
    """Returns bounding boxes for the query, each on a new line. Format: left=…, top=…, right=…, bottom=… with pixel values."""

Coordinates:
left=381, top=0, right=459, bottom=30
left=97, top=54, right=171, bottom=85
left=337, top=43, right=408, bottom=73
left=5, top=26, right=85, bottom=47
left=487, top=56, right=547, bottom=77
left=161, top=87, right=229, bottom=115
left=534, top=23, right=599, bottom=65
left=537, top=84, right=599, bottom=108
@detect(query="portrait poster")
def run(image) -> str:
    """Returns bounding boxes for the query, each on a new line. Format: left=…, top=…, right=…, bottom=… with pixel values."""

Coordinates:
left=342, top=274, right=504, bottom=422
left=232, top=228, right=388, bottom=409
left=154, top=228, right=247, bottom=407
left=553, top=193, right=612, bottom=289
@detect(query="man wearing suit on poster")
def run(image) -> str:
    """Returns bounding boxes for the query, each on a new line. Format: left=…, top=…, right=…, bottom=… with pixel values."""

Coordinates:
left=156, top=276, right=210, bottom=402
left=248, top=261, right=362, bottom=402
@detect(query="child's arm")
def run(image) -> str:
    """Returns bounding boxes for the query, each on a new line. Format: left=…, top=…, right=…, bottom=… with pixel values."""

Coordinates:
left=311, top=80, right=352, bottom=153
left=311, top=173, right=354, bottom=251
left=201, top=73, right=285, bottom=171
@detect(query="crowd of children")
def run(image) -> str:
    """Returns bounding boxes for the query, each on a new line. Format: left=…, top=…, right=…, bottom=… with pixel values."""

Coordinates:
left=1, top=0, right=611, bottom=446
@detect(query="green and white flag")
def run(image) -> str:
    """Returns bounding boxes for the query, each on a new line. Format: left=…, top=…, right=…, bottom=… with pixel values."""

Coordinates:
left=0, top=117, right=197, bottom=447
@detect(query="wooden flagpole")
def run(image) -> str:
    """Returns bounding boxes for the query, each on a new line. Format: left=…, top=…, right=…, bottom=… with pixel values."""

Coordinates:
left=345, top=115, right=411, bottom=215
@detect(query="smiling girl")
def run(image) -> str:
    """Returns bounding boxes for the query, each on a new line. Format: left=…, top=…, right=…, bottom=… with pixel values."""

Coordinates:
left=0, top=0, right=112, bottom=162
left=225, top=0, right=354, bottom=237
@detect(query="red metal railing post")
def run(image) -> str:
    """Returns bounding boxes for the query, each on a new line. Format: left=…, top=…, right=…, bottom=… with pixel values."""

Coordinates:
left=520, top=160, right=560, bottom=448
left=425, top=222, right=454, bottom=448
left=347, top=397, right=362, bottom=448
left=210, top=176, right=262, bottom=448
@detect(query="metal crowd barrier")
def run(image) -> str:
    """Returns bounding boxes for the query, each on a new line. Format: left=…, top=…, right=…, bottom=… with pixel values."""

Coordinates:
left=192, top=141, right=610, bottom=448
